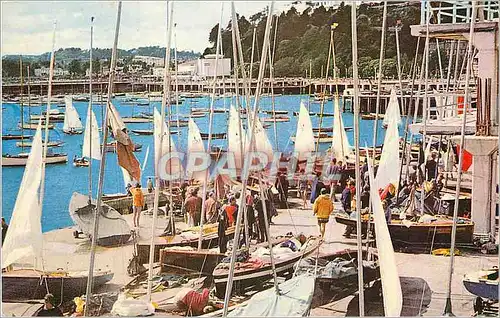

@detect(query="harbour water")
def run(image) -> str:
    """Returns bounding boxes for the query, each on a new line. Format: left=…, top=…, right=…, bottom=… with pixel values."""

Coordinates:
left=2, top=94, right=403, bottom=232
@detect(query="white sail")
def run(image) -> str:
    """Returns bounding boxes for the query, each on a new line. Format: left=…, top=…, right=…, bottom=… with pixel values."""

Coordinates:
left=367, top=153, right=403, bottom=317
left=331, top=96, right=353, bottom=160
left=187, top=118, right=206, bottom=182
left=153, top=108, right=182, bottom=178
left=63, top=96, right=84, bottom=132
left=2, top=122, right=44, bottom=268
left=375, top=112, right=400, bottom=191
left=383, top=88, right=402, bottom=127
left=82, top=104, right=101, bottom=160
left=228, top=104, right=246, bottom=171
left=246, top=110, right=274, bottom=164
left=293, top=101, right=315, bottom=161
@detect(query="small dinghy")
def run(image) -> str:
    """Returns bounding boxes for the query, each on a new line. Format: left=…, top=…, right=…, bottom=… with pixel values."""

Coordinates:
left=69, top=192, right=132, bottom=246
left=463, top=268, right=499, bottom=300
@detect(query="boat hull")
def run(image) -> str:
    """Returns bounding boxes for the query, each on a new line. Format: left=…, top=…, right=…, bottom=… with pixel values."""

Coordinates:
left=2, top=269, right=113, bottom=302
left=334, top=214, right=474, bottom=249
left=463, top=279, right=499, bottom=300
left=213, top=237, right=320, bottom=298
left=2, top=154, right=68, bottom=166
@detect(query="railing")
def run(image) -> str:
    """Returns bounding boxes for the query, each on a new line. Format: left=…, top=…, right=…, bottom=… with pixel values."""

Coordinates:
left=420, top=0, right=499, bottom=25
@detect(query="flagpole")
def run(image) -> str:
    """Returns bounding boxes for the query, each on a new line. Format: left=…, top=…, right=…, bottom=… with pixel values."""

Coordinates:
left=84, top=3, right=121, bottom=315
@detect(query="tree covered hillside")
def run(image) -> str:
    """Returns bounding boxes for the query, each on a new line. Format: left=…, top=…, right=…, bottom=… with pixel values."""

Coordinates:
left=204, top=2, right=422, bottom=78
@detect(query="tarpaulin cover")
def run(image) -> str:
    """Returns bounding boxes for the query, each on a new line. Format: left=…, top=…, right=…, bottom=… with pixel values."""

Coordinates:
left=228, top=274, right=315, bottom=317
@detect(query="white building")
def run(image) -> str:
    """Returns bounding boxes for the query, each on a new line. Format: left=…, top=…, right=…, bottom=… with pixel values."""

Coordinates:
left=196, top=54, right=231, bottom=78
left=132, top=55, right=165, bottom=67
left=177, top=60, right=197, bottom=75
left=34, top=67, right=69, bottom=77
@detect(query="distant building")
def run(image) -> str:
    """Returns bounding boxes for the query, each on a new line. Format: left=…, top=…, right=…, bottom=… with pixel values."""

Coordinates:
left=34, top=67, right=69, bottom=77
left=152, top=67, right=164, bottom=78
left=132, top=55, right=165, bottom=67
left=178, top=60, right=197, bottom=75
left=196, top=54, right=231, bottom=78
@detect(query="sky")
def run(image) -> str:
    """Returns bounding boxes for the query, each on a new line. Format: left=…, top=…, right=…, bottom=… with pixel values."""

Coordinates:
left=1, top=1, right=297, bottom=55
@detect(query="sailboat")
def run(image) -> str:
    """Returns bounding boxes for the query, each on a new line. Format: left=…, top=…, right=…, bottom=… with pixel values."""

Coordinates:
left=291, top=101, right=315, bottom=161
left=75, top=102, right=102, bottom=167
left=331, top=96, right=353, bottom=160
left=186, top=118, right=206, bottom=182
left=63, top=96, right=84, bottom=134
left=2, top=121, right=113, bottom=301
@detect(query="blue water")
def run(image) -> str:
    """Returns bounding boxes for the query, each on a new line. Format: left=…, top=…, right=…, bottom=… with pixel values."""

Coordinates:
left=2, top=94, right=402, bottom=232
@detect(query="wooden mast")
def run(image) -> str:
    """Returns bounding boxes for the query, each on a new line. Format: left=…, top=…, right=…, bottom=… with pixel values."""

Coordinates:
left=84, top=3, right=121, bottom=314
left=443, top=1, right=476, bottom=314
left=351, top=2, right=365, bottom=316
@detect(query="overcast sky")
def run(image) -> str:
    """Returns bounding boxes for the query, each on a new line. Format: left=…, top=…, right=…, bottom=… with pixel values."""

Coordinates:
left=1, top=1, right=296, bottom=55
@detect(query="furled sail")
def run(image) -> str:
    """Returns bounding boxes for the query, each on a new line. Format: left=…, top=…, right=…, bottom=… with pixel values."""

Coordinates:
left=367, top=153, right=403, bottom=317
left=63, top=96, right=84, bottom=133
left=228, top=104, right=246, bottom=171
left=382, top=88, right=402, bottom=127
left=187, top=118, right=206, bottom=182
left=153, top=108, right=182, bottom=179
left=293, top=101, right=315, bottom=161
left=2, top=121, right=44, bottom=268
left=82, top=104, right=101, bottom=160
left=331, top=96, right=353, bottom=160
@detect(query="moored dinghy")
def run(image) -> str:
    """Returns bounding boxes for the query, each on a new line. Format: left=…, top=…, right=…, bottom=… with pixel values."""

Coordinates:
left=292, top=101, right=316, bottom=161
left=63, top=96, right=84, bottom=134
left=69, top=192, right=132, bottom=246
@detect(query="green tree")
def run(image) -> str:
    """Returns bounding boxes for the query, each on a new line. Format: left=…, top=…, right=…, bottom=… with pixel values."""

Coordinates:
left=68, top=59, right=82, bottom=77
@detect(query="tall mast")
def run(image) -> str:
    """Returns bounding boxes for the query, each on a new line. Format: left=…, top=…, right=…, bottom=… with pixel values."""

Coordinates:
left=198, top=3, right=223, bottom=250
left=443, top=1, right=476, bottom=315
left=88, top=16, right=95, bottom=203
left=174, top=23, right=180, bottom=130
left=19, top=57, right=24, bottom=150
left=372, top=1, right=387, bottom=150
left=147, top=0, right=174, bottom=300
left=39, top=22, right=57, bottom=219
left=27, top=65, right=32, bottom=129
left=222, top=3, right=276, bottom=316
left=84, top=3, right=122, bottom=315
left=351, top=3, right=365, bottom=316
left=268, top=15, right=278, bottom=150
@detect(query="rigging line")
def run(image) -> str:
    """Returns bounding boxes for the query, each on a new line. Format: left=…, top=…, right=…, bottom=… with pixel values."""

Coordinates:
left=230, top=10, right=251, bottom=248
left=147, top=0, right=174, bottom=301
left=88, top=17, right=95, bottom=204
left=269, top=15, right=279, bottom=150
left=84, top=1, right=121, bottom=316
left=314, top=24, right=333, bottom=154
left=20, top=57, right=24, bottom=151
left=444, top=3, right=476, bottom=314
left=372, top=1, right=387, bottom=150
left=198, top=3, right=224, bottom=251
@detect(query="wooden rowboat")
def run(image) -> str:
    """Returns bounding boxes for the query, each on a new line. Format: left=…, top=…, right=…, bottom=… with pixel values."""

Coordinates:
left=2, top=153, right=68, bottom=166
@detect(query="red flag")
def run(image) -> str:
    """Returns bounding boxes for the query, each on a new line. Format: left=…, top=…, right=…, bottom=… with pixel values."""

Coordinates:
left=456, top=145, right=473, bottom=172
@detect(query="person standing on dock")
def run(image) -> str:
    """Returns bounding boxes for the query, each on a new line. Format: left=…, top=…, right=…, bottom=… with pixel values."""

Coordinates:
left=185, top=187, right=202, bottom=227
left=132, top=184, right=145, bottom=228
left=2, top=217, right=8, bottom=245
left=313, top=188, right=334, bottom=238
left=204, top=192, right=218, bottom=224
left=326, top=158, right=341, bottom=201
left=298, top=169, right=309, bottom=209
left=217, top=203, right=230, bottom=254
left=147, top=177, right=153, bottom=193
left=275, top=172, right=289, bottom=208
